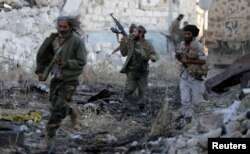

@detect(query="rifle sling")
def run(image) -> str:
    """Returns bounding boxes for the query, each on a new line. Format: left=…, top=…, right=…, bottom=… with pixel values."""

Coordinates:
left=47, top=43, right=66, bottom=69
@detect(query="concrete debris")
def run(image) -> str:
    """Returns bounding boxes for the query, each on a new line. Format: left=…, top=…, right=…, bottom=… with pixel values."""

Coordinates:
left=0, top=81, right=248, bottom=153
left=139, top=96, right=250, bottom=153
left=213, top=99, right=241, bottom=124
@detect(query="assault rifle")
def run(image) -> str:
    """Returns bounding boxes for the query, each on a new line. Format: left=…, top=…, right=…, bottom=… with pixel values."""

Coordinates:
left=110, top=13, right=128, bottom=37
left=110, top=13, right=128, bottom=54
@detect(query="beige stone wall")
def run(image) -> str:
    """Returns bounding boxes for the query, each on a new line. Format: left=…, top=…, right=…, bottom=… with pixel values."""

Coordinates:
left=0, top=0, right=198, bottom=72
left=79, top=0, right=197, bottom=32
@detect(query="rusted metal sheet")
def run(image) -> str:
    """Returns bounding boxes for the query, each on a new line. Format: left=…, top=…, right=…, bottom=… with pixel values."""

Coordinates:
left=205, top=53, right=250, bottom=93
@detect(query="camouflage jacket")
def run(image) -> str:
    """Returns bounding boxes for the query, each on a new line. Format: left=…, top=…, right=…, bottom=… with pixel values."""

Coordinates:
left=119, top=38, right=158, bottom=73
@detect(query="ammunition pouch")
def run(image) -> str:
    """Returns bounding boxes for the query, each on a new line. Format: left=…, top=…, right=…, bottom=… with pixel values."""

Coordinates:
left=187, top=63, right=209, bottom=79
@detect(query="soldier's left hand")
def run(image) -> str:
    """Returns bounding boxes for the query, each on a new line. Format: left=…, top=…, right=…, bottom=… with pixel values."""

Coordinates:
left=57, top=59, right=67, bottom=69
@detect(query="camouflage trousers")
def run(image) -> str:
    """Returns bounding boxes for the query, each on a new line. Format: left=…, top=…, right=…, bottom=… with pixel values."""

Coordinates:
left=123, top=70, right=149, bottom=104
left=46, top=79, right=78, bottom=138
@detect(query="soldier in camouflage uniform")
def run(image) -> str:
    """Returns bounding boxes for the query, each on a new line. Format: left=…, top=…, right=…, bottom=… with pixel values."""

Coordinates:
left=35, top=16, right=87, bottom=147
left=175, top=24, right=208, bottom=120
left=119, top=25, right=159, bottom=113
left=169, top=14, right=184, bottom=52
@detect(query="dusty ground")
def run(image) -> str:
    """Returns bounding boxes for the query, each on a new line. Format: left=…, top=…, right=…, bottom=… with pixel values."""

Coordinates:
left=0, top=64, right=240, bottom=154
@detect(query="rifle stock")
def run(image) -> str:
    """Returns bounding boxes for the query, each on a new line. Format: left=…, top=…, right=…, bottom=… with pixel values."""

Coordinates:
left=111, top=46, right=120, bottom=54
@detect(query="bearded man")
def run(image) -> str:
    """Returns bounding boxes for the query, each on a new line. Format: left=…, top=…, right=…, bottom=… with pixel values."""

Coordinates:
left=175, top=24, right=208, bottom=121
left=119, top=25, right=159, bottom=115
left=35, top=16, right=88, bottom=148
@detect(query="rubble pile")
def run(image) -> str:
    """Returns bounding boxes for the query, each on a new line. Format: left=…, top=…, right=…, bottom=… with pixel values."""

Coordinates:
left=0, top=77, right=248, bottom=153
left=135, top=96, right=250, bottom=154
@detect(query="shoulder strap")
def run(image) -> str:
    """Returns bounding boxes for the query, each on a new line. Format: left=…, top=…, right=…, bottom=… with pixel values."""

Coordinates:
left=47, top=43, right=66, bottom=69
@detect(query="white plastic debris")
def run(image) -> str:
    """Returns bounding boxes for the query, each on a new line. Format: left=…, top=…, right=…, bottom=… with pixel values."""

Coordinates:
left=19, top=124, right=28, bottom=132
left=131, top=141, right=138, bottom=147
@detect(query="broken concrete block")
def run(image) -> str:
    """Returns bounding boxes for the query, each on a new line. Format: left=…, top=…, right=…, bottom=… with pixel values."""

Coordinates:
left=187, top=138, right=198, bottom=148
left=34, top=0, right=48, bottom=8
left=198, top=127, right=222, bottom=148
left=224, top=121, right=241, bottom=134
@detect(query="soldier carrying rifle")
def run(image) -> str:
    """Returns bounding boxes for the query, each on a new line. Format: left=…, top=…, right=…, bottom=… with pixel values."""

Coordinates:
left=120, top=25, right=159, bottom=115
left=110, top=14, right=159, bottom=115
left=35, top=16, right=88, bottom=149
